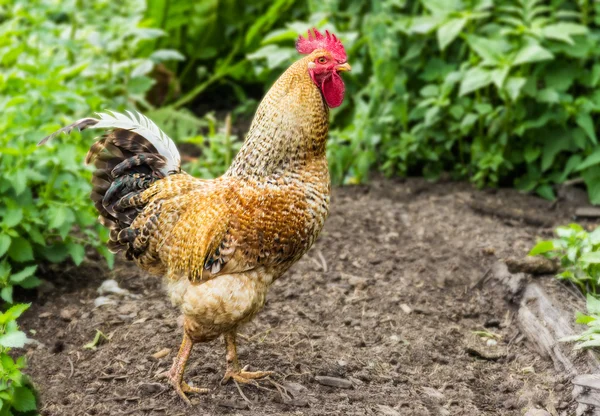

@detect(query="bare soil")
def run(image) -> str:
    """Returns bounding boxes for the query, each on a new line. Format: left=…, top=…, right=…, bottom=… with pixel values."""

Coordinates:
left=19, top=178, right=593, bottom=415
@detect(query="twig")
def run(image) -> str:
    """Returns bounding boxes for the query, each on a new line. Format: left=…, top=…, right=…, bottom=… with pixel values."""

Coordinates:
left=67, top=356, right=74, bottom=379
left=317, top=250, right=328, bottom=273
left=470, top=267, right=492, bottom=291
left=268, top=379, right=292, bottom=401
left=233, top=380, right=253, bottom=405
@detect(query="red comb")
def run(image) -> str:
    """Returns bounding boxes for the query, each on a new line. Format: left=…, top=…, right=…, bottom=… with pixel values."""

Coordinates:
left=296, top=28, right=347, bottom=62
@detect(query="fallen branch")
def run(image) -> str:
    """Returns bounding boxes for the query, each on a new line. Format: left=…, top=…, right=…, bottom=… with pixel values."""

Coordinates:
left=489, top=262, right=600, bottom=415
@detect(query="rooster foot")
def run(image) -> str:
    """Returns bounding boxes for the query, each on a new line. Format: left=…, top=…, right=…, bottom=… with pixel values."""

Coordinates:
left=221, top=366, right=274, bottom=385
left=158, top=369, right=209, bottom=405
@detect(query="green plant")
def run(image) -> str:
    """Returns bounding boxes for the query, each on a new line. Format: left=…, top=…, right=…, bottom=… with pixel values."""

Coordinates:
left=0, top=0, right=181, bottom=410
left=530, top=223, right=600, bottom=349
left=0, top=304, right=36, bottom=414
left=560, top=293, right=600, bottom=349
left=0, top=1, right=185, bottom=284
left=530, top=223, right=600, bottom=293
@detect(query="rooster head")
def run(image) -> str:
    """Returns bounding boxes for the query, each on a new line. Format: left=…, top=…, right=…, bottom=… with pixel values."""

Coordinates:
left=296, top=28, right=351, bottom=108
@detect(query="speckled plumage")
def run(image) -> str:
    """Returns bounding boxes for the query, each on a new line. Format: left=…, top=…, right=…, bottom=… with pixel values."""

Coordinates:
left=130, top=54, right=333, bottom=342
left=41, top=32, right=349, bottom=402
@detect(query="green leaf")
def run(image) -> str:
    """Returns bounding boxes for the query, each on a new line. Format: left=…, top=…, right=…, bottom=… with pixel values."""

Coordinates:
left=0, top=331, right=27, bottom=348
left=437, top=18, right=467, bottom=51
left=536, top=184, right=555, bottom=201
left=83, top=329, right=108, bottom=350
left=576, top=312, right=595, bottom=325
left=7, top=237, right=33, bottom=262
left=18, top=275, right=42, bottom=289
left=12, top=386, right=36, bottom=412
left=41, top=244, right=69, bottom=263
left=587, top=294, right=600, bottom=315
left=421, top=0, right=462, bottom=15
left=536, top=88, right=560, bottom=104
left=465, top=35, right=508, bottom=66
left=542, top=132, right=570, bottom=172
left=131, top=59, right=154, bottom=78
left=512, top=43, right=554, bottom=66
left=576, top=113, right=597, bottom=145
left=580, top=252, right=600, bottom=264
left=48, top=206, right=69, bottom=230
left=9, top=266, right=37, bottom=284
left=2, top=304, right=30, bottom=322
left=0, top=286, right=13, bottom=304
left=590, top=227, right=600, bottom=244
left=577, top=148, right=600, bottom=171
left=0, top=235, right=10, bottom=258
left=542, top=23, right=588, bottom=45
left=149, top=49, right=185, bottom=62
left=490, top=67, right=509, bottom=88
left=2, top=208, right=23, bottom=228
left=459, top=66, right=492, bottom=96
left=504, top=77, right=526, bottom=101
left=529, top=240, right=554, bottom=256
left=68, top=244, right=85, bottom=266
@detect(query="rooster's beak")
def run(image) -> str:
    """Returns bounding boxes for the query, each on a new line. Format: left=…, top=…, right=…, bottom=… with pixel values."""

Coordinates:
left=336, top=63, right=351, bottom=72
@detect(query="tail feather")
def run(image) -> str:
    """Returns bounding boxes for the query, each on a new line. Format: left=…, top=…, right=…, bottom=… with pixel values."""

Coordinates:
left=39, top=110, right=181, bottom=254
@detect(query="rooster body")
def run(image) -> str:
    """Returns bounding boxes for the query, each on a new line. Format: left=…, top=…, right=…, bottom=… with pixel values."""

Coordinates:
left=40, top=28, right=349, bottom=403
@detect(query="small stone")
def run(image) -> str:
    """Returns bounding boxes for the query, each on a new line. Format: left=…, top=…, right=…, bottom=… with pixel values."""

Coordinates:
left=524, top=409, right=551, bottom=416
left=400, top=304, right=412, bottom=314
left=139, top=382, right=164, bottom=395
left=39, top=312, right=52, bottom=318
left=486, top=339, right=497, bottom=347
left=151, top=348, right=171, bottom=359
left=315, top=376, right=352, bottom=389
left=282, top=382, right=307, bottom=397
left=59, top=308, right=76, bottom=321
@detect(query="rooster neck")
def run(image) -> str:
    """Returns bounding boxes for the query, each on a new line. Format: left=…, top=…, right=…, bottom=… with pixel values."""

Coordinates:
left=227, top=58, right=330, bottom=180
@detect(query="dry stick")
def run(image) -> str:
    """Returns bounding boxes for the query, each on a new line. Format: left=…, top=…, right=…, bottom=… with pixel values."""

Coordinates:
left=67, top=356, right=75, bottom=379
left=233, top=380, right=253, bottom=405
left=317, top=250, right=328, bottom=273
left=470, top=267, right=492, bottom=291
left=268, top=379, right=292, bottom=401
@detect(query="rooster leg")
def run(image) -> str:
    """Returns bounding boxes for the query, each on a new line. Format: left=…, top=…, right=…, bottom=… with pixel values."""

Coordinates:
left=159, top=332, right=209, bottom=405
left=221, top=331, right=273, bottom=385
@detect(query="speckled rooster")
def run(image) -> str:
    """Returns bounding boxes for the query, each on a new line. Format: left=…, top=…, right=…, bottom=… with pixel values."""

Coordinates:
left=40, top=28, right=350, bottom=403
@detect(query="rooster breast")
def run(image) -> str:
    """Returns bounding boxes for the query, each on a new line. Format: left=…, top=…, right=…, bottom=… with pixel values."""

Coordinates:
left=167, top=269, right=271, bottom=342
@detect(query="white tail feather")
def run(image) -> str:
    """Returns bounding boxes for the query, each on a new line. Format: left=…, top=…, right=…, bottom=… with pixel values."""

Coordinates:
left=93, top=110, right=181, bottom=173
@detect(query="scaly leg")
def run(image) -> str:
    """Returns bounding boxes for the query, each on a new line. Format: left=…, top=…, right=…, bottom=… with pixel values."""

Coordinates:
left=159, top=332, right=209, bottom=405
left=221, top=331, right=273, bottom=385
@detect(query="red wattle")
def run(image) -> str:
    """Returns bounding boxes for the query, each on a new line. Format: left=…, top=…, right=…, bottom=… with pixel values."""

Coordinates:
left=321, top=72, right=345, bottom=108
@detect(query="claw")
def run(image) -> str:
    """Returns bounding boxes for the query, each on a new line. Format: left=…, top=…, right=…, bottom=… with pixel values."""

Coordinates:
left=221, top=369, right=274, bottom=385
left=159, top=369, right=209, bottom=405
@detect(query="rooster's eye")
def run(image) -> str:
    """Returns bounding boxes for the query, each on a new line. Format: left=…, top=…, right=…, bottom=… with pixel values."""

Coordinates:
left=317, top=57, right=327, bottom=64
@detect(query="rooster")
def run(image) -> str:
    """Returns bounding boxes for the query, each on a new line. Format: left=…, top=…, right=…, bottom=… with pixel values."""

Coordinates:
left=40, top=28, right=350, bottom=403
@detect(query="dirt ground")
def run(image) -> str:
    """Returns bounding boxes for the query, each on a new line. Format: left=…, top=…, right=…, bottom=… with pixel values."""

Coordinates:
left=19, top=178, right=592, bottom=415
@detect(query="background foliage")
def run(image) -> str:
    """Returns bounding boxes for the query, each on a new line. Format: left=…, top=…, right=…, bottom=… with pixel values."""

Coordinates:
left=4, top=0, right=600, bottom=410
